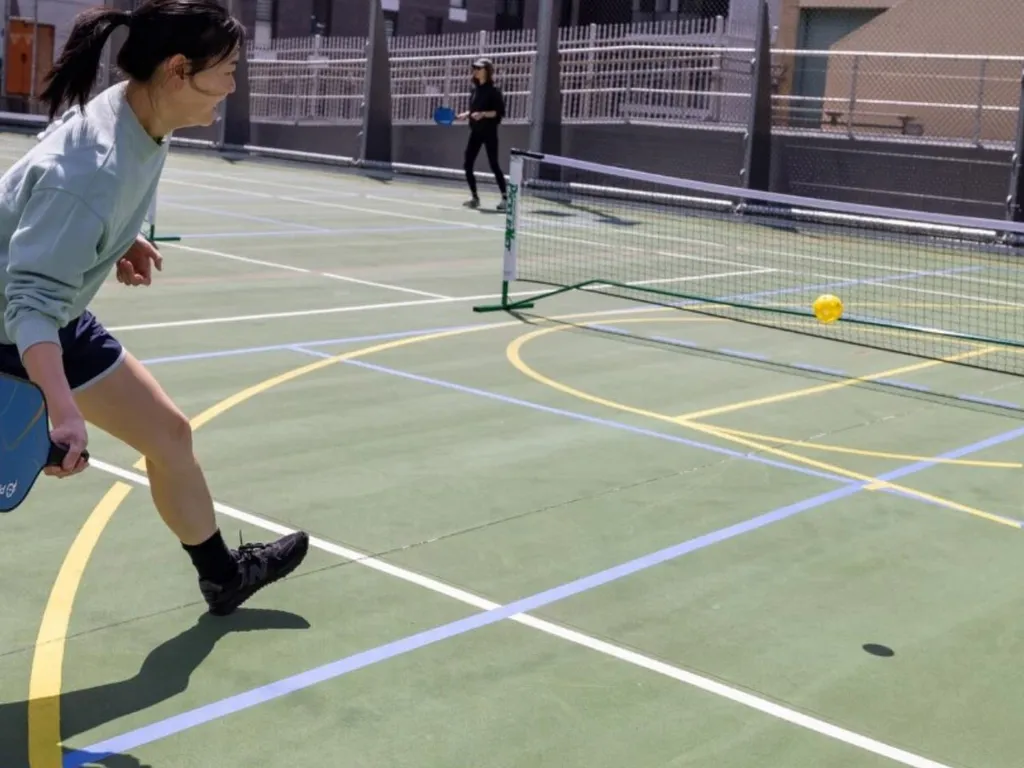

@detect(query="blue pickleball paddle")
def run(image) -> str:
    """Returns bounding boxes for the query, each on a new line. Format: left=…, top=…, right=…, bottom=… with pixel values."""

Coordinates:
left=0, top=371, right=88, bottom=512
left=433, top=105, right=456, bottom=125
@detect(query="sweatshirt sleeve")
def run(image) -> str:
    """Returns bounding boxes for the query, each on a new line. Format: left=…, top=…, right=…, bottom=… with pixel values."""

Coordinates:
left=3, top=187, right=106, bottom=356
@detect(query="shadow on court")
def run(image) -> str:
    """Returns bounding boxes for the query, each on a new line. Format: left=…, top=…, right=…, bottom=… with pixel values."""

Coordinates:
left=0, top=608, right=310, bottom=767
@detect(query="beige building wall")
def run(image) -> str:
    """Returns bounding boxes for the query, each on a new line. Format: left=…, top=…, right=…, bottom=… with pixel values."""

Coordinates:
left=821, top=0, right=1024, bottom=142
left=771, top=0, right=896, bottom=106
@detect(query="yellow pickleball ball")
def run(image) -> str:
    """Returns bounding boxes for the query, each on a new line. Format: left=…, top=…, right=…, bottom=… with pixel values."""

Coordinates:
left=813, top=294, right=843, bottom=324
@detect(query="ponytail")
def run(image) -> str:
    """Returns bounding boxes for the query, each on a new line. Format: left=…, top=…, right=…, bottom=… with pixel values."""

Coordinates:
left=39, top=9, right=130, bottom=120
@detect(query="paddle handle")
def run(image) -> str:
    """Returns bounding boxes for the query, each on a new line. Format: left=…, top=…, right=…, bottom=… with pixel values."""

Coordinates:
left=46, top=441, right=90, bottom=467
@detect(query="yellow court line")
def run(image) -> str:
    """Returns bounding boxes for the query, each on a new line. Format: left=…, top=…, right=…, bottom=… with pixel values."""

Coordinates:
left=25, top=324, right=496, bottom=768
left=505, top=324, right=1022, bottom=531
left=569, top=316, right=1019, bottom=469
left=676, top=345, right=998, bottom=421
left=25, top=307, right=721, bottom=767
left=27, top=482, right=132, bottom=768
left=708, top=425, right=1023, bottom=469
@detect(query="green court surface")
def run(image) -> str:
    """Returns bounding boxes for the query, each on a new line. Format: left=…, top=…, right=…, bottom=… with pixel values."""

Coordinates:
left=0, top=133, right=1022, bottom=768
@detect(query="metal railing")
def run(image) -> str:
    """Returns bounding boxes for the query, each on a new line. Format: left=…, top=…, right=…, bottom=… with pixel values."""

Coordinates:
left=248, top=17, right=750, bottom=125
left=247, top=27, right=1024, bottom=146
left=248, top=16, right=736, bottom=60
left=772, top=49, right=1024, bottom=145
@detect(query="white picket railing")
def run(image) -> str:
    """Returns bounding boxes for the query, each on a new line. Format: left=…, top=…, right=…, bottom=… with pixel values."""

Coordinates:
left=248, top=18, right=755, bottom=126
left=246, top=22, right=1024, bottom=145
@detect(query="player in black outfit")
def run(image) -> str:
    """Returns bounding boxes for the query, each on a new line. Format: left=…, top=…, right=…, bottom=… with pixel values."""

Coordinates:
left=457, top=57, right=508, bottom=211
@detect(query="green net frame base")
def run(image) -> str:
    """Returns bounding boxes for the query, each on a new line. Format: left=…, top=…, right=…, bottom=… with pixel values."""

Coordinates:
left=471, top=276, right=1024, bottom=354
left=472, top=281, right=533, bottom=313
left=145, top=223, right=181, bottom=245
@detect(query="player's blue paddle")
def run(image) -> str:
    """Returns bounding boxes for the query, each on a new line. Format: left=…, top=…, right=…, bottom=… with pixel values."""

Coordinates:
left=433, top=105, right=456, bottom=125
left=0, top=371, right=88, bottom=512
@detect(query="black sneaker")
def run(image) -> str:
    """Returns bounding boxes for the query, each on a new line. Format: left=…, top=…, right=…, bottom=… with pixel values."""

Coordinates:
left=200, top=531, right=310, bottom=616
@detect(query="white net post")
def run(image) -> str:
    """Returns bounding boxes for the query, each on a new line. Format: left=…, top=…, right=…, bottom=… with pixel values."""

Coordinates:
left=503, top=152, right=524, bottom=283
left=473, top=151, right=532, bottom=312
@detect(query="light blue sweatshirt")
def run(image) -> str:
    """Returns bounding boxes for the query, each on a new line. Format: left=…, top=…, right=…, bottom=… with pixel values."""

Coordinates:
left=0, top=81, right=168, bottom=355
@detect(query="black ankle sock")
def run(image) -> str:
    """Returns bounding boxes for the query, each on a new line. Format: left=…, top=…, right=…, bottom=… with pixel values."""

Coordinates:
left=183, top=529, right=237, bottom=584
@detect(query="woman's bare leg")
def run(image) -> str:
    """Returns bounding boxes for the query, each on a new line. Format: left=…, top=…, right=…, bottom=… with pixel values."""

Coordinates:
left=74, top=352, right=216, bottom=545
left=73, top=351, right=309, bottom=614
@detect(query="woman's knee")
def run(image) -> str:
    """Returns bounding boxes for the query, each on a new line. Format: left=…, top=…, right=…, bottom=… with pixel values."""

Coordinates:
left=75, top=354, right=196, bottom=469
left=146, top=405, right=194, bottom=469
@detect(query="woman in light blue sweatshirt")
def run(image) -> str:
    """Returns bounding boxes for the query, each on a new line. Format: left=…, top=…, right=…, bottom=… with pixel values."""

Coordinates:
left=0, top=0, right=308, bottom=615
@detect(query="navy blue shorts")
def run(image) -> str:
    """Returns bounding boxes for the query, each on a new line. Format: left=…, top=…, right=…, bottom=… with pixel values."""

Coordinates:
left=0, top=311, right=125, bottom=392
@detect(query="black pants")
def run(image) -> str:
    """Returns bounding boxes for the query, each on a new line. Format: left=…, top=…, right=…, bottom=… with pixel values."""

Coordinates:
left=464, top=129, right=508, bottom=198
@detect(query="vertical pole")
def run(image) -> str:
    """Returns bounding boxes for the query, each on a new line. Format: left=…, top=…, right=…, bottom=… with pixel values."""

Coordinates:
left=847, top=54, right=860, bottom=138
left=741, top=0, right=772, bottom=191
left=472, top=152, right=534, bottom=313
left=29, top=0, right=38, bottom=108
left=1006, top=65, right=1024, bottom=223
left=1, top=0, right=10, bottom=102
left=502, top=153, right=523, bottom=285
left=219, top=0, right=251, bottom=149
left=582, top=22, right=595, bottom=121
left=972, top=58, right=987, bottom=145
left=528, top=0, right=561, bottom=159
left=358, top=0, right=393, bottom=167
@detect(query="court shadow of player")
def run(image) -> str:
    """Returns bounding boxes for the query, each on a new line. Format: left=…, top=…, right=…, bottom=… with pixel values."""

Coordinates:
left=0, top=607, right=310, bottom=768
left=530, top=195, right=641, bottom=228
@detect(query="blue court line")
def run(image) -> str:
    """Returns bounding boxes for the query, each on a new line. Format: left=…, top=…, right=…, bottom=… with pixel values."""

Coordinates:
left=137, top=325, right=476, bottom=366
left=300, top=348, right=858, bottom=486
left=687, top=264, right=985, bottom=311
left=139, top=328, right=864, bottom=487
left=62, top=420, right=1024, bottom=767
left=162, top=201, right=328, bottom=232
left=591, top=324, right=1024, bottom=412
left=137, top=325, right=1020, bottom=492
left=317, top=352, right=1021, bottom=513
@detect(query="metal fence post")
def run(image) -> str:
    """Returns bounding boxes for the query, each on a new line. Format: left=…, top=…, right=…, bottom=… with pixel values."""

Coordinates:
left=847, top=54, right=860, bottom=138
left=528, top=0, right=562, bottom=167
left=1006, top=65, right=1024, bottom=223
left=358, top=0, right=393, bottom=167
left=219, top=0, right=251, bottom=149
left=741, top=0, right=772, bottom=191
left=973, top=58, right=987, bottom=145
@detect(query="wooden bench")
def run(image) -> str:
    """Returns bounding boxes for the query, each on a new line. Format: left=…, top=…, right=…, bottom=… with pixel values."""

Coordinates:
left=824, top=110, right=923, bottom=136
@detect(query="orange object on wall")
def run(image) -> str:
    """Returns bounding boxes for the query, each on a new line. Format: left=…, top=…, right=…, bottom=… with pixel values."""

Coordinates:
left=4, top=18, right=55, bottom=98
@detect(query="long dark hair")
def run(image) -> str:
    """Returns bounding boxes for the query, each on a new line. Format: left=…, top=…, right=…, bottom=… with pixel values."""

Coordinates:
left=39, top=0, right=244, bottom=120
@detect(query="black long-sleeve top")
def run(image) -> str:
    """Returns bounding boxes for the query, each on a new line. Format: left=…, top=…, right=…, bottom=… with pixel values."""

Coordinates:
left=467, top=81, right=506, bottom=133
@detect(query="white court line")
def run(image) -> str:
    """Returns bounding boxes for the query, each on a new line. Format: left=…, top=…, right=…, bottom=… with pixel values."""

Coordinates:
left=162, top=176, right=765, bottom=280
left=162, top=176, right=499, bottom=235
left=168, top=175, right=1024, bottom=311
left=748, top=247, right=1024, bottom=291
left=88, top=457, right=952, bottom=768
left=589, top=267, right=777, bottom=290
left=103, top=292, right=537, bottom=332
left=164, top=174, right=1015, bottom=309
left=164, top=241, right=452, bottom=300
left=169, top=167, right=473, bottom=213
left=162, top=170, right=1024, bottom=306
left=105, top=267, right=766, bottom=333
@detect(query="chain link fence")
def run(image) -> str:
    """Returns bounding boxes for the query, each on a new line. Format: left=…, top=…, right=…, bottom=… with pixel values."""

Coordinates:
left=772, top=50, right=1023, bottom=145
